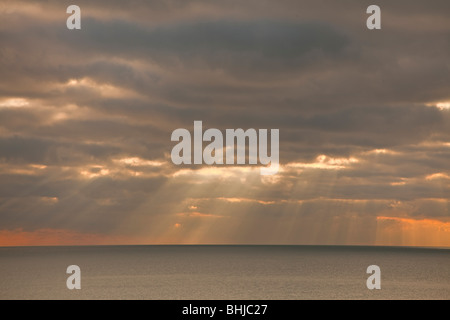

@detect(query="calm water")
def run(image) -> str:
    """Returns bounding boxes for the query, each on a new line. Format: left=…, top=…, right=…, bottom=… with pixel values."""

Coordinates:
left=0, top=245, right=448, bottom=300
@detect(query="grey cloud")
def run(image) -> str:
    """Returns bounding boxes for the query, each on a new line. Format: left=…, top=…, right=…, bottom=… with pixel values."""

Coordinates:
left=0, top=135, right=123, bottom=165
left=64, top=19, right=350, bottom=66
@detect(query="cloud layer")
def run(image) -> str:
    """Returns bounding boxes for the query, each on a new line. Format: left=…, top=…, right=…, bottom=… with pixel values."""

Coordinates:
left=0, top=0, right=449, bottom=246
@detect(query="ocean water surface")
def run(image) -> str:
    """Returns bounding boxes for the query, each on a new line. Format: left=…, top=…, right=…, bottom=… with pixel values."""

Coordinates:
left=0, top=245, right=448, bottom=300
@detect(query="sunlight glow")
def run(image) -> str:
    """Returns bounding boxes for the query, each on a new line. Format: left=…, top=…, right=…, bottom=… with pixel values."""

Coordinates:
left=115, top=157, right=164, bottom=167
left=286, top=155, right=359, bottom=170
left=176, top=212, right=223, bottom=218
left=365, top=148, right=398, bottom=155
left=0, top=163, right=47, bottom=175
left=64, top=77, right=142, bottom=99
left=217, top=197, right=275, bottom=205
left=172, top=166, right=257, bottom=178
left=0, top=98, right=29, bottom=108
left=436, top=102, right=450, bottom=110
left=376, top=216, right=450, bottom=246
left=425, top=173, right=450, bottom=180
left=426, top=101, right=450, bottom=111
left=80, top=166, right=110, bottom=179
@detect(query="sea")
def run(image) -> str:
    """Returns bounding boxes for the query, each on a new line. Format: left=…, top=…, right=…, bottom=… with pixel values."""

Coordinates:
left=0, top=245, right=448, bottom=300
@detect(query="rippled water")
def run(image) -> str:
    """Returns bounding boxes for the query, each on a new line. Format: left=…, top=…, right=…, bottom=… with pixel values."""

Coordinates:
left=0, top=245, right=448, bottom=299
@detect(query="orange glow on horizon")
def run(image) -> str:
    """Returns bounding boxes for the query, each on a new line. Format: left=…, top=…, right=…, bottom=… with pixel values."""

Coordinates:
left=1, top=216, right=450, bottom=247
left=0, top=228, right=136, bottom=247
left=376, top=216, right=450, bottom=247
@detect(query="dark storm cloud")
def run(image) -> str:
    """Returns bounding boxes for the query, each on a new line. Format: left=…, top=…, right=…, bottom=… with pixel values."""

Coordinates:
left=0, top=135, right=123, bottom=165
left=0, top=16, right=353, bottom=85
left=83, top=19, right=347, bottom=56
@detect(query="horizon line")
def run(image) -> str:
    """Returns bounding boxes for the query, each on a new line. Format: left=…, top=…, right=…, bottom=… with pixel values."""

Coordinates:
left=0, top=243, right=448, bottom=250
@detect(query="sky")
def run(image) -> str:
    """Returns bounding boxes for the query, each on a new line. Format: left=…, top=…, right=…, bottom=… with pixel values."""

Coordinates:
left=0, top=0, right=449, bottom=247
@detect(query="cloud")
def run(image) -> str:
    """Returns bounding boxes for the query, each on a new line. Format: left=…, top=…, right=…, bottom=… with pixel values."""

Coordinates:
left=0, top=0, right=449, bottom=246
